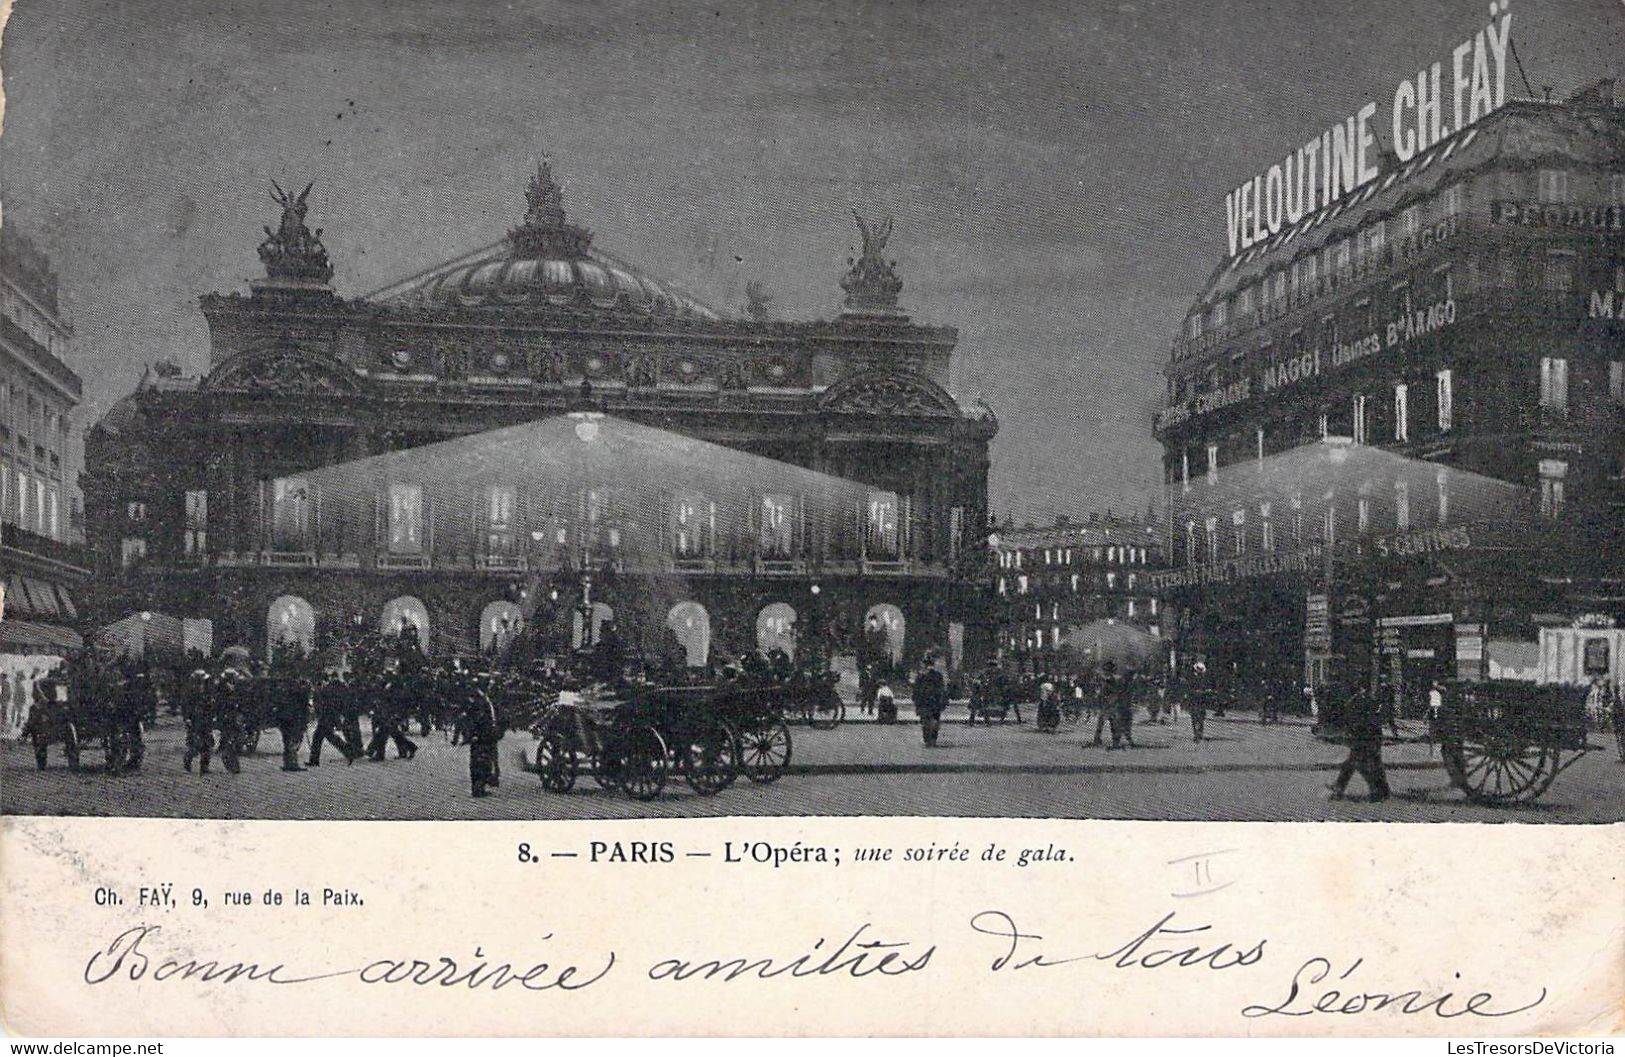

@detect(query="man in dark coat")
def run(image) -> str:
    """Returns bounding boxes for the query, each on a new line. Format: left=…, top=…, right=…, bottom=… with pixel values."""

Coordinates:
left=1185, top=661, right=1210, bottom=743
left=366, top=672, right=418, bottom=760
left=180, top=670, right=214, bottom=774
left=1328, top=686, right=1391, bottom=802
left=1109, top=669, right=1136, bottom=749
left=462, top=684, right=503, bottom=797
left=212, top=671, right=244, bottom=775
left=307, top=672, right=359, bottom=766
left=912, top=653, right=947, bottom=748
left=113, top=670, right=153, bottom=774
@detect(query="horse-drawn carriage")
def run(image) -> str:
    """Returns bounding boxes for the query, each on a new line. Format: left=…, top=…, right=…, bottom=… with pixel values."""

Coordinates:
left=533, top=680, right=793, bottom=801
left=1434, top=680, right=1591, bottom=805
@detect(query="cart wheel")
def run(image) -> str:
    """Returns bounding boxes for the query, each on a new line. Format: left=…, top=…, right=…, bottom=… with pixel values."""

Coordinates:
left=1455, top=732, right=1553, bottom=804
left=808, top=691, right=843, bottom=731
left=739, top=720, right=792, bottom=784
left=618, top=726, right=669, bottom=802
left=590, top=748, right=621, bottom=790
left=537, top=731, right=576, bottom=793
left=684, top=721, right=738, bottom=796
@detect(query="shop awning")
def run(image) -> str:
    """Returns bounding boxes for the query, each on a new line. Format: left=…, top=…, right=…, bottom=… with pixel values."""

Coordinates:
left=0, top=618, right=84, bottom=654
left=3, top=574, right=76, bottom=620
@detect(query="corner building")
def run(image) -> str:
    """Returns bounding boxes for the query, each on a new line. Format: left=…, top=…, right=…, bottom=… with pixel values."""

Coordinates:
left=1153, top=82, right=1625, bottom=706
left=83, top=162, right=996, bottom=671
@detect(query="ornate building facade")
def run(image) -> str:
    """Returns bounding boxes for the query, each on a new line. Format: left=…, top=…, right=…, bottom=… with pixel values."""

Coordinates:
left=0, top=226, right=89, bottom=661
left=83, top=161, right=997, bottom=670
left=988, top=515, right=1164, bottom=665
left=1152, top=82, right=1625, bottom=707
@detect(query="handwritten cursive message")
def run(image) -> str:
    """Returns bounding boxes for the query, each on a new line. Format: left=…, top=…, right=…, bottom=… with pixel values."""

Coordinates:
left=81, top=912, right=1550, bottom=1022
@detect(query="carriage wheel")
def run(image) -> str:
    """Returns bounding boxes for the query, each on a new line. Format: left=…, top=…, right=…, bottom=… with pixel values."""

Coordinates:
left=739, top=720, right=792, bottom=784
left=1453, top=732, right=1553, bottom=804
left=618, top=726, right=669, bottom=802
left=537, top=731, right=576, bottom=793
left=683, top=722, right=738, bottom=796
left=591, top=747, right=621, bottom=790
left=808, top=693, right=843, bottom=731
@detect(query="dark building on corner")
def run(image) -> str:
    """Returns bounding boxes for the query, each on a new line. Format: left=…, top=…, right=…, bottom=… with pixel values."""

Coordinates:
left=1152, top=80, right=1625, bottom=707
left=82, top=161, right=997, bottom=672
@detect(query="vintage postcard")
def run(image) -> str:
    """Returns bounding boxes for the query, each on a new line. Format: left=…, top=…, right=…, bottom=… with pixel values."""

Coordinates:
left=0, top=0, right=1621, bottom=1039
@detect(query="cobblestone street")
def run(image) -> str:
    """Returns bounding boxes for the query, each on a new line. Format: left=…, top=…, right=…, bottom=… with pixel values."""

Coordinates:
left=6, top=704, right=1622, bottom=822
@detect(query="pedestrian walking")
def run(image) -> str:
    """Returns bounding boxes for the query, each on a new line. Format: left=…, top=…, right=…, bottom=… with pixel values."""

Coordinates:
left=1187, top=661, right=1209, bottom=743
left=273, top=677, right=311, bottom=772
left=180, top=670, right=214, bottom=774
left=1108, top=669, right=1136, bottom=749
left=307, top=672, right=360, bottom=766
left=213, top=671, right=244, bottom=775
left=913, top=654, right=947, bottom=747
left=111, top=670, right=152, bottom=774
left=1089, top=663, right=1116, bottom=746
left=462, top=683, right=503, bottom=797
left=1328, top=687, right=1392, bottom=802
left=366, top=672, right=418, bottom=760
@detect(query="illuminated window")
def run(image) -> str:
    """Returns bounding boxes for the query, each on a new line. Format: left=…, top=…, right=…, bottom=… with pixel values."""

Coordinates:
left=1437, top=469, right=1450, bottom=525
left=1204, top=517, right=1218, bottom=564
left=125, top=500, right=146, bottom=522
left=1395, top=480, right=1410, bottom=531
left=1543, top=251, right=1574, bottom=293
left=1394, top=383, right=1408, bottom=442
left=1536, top=169, right=1568, bottom=204
left=1232, top=509, right=1246, bottom=556
left=673, top=492, right=715, bottom=560
left=865, top=491, right=900, bottom=559
left=1539, top=357, right=1569, bottom=412
left=121, top=537, right=146, bottom=568
left=1539, top=460, right=1567, bottom=518
left=387, top=483, right=423, bottom=554
left=1181, top=448, right=1190, bottom=493
left=184, top=490, right=208, bottom=557
left=1401, top=204, right=1421, bottom=239
left=1440, top=183, right=1463, bottom=217
left=45, top=486, right=58, bottom=539
left=1352, top=394, right=1369, bottom=444
left=1436, top=369, right=1454, bottom=430
left=1185, top=522, right=1196, bottom=566
left=1357, top=482, right=1372, bottom=534
left=1206, top=444, right=1218, bottom=483
left=1608, top=361, right=1623, bottom=405
left=487, top=485, right=517, bottom=556
left=17, top=471, right=29, bottom=526
left=273, top=477, right=311, bottom=549
left=1291, top=493, right=1304, bottom=543
left=1211, top=298, right=1229, bottom=330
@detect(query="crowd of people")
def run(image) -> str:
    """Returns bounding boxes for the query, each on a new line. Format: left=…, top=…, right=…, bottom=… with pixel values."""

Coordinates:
left=16, top=631, right=1625, bottom=807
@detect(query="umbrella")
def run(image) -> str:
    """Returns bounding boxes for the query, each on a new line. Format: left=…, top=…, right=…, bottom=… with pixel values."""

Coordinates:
left=1060, top=620, right=1162, bottom=672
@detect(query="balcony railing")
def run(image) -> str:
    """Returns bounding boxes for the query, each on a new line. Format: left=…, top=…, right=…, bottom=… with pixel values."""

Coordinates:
left=218, top=547, right=949, bottom=578
left=1, top=522, right=91, bottom=574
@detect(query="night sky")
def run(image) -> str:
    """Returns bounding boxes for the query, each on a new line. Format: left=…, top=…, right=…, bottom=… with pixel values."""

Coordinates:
left=1, top=0, right=1620, bottom=524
